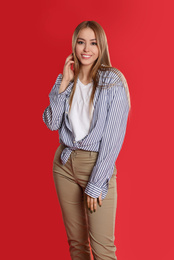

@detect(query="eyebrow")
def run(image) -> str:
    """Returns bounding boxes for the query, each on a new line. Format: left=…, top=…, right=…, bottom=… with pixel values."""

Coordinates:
left=77, top=37, right=97, bottom=41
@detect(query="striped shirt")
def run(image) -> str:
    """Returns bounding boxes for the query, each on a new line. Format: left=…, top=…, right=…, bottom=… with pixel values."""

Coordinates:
left=42, top=67, right=130, bottom=200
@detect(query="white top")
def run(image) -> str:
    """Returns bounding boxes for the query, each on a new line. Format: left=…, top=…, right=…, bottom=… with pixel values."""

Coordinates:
left=68, top=77, right=94, bottom=142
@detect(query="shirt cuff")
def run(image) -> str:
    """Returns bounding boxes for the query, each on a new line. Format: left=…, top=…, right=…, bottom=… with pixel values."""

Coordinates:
left=49, top=74, right=73, bottom=103
left=84, top=182, right=102, bottom=198
left=57, top=85, right=72, bottom=102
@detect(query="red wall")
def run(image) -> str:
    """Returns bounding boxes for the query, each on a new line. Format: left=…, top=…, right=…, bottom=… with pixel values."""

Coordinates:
left=1, top=0, right=174, bottom=259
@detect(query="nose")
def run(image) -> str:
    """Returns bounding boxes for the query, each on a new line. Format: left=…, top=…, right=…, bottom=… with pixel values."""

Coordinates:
left=84, top=43, right=90, bottom=52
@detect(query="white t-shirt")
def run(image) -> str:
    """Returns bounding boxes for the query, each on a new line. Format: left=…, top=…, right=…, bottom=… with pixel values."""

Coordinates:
left=68, top=77, right=94, bottom=142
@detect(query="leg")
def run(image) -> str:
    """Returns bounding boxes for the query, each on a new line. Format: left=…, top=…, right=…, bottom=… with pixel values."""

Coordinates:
left=85, top=167, right=118, bottom=260
left=53, top=145, right=91, bottom=260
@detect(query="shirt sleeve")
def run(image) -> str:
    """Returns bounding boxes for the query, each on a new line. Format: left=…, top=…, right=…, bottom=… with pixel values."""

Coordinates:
left=42, top=73, right=72, bottom=131
left=84, top=78, right=130, bottom=199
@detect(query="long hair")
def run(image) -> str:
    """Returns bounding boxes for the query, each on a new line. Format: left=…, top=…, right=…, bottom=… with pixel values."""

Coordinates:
left=69, top=20, right=131, bottom=114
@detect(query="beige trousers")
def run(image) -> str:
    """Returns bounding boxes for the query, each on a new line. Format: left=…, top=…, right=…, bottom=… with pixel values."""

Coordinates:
left=53, top=144, right=117, bottom=260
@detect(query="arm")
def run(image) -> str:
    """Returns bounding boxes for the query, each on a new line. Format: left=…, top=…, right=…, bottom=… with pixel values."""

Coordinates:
left=42, top=73, right=72, bottom=131
left=85, top=79, right=130, bottom=199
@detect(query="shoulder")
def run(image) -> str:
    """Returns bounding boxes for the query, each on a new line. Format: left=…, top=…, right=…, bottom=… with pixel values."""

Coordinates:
left=98, top=65, right=127, bottom=90
left=98, top=65, right=129, bottom=108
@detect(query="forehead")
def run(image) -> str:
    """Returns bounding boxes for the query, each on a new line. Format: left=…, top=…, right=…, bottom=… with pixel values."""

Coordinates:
left=78, top=27, right=96, bottom=40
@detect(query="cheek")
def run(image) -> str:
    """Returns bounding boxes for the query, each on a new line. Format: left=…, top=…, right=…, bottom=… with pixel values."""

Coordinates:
left=75, top=45, right=81, bottom=57
left=75, top=45, right=78, bottom=54
left=95, top=48, right=99, bottom=57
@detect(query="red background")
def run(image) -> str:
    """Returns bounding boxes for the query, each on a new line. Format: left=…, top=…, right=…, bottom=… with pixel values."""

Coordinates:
left=1, top=0, right=174, bottom=259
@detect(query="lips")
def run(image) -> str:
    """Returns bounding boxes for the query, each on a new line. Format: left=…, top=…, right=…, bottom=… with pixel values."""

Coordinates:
left=81, top=54, right=91, bottom=59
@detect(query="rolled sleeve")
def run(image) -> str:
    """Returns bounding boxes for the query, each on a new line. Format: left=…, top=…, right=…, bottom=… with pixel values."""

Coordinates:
left=84, top=80, right=129, bottom=199
left=42, top=74, right=72, bottom=131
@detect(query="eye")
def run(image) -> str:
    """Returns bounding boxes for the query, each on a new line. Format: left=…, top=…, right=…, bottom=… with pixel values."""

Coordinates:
left=77, top=41, right=84, bottom=44
left=77, top=41, right=97, bottom=45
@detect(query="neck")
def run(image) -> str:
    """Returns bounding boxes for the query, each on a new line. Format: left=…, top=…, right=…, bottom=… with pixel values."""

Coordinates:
left=78, top=64, right=93, bottom=82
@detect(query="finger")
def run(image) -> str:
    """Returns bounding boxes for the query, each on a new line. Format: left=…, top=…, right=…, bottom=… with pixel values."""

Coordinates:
left=98, top=193, right=102, bottom=207
left=87, top=195, right=90, bottom=209
left=65, top=60, right=75, bottom=67
left=68, top=61, right=75, bottom=69
left=65, top=54, right=74, bottom=64
left=93, top=198, right=97, bottom=212
left=90, top=198, right=94, bottom=212
left=64, top=61, right=74, bottom=75
left=67, top=53, right=73, bottom=60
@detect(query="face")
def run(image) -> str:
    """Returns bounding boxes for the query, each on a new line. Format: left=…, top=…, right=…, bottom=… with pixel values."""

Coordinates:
left=75, top=27, right=99, bottom=68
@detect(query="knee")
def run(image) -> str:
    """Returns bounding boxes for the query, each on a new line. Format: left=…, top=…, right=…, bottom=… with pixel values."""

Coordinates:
left=89, top=232, right=117, bottom=260
left=68, top=239, right=91, bottom=260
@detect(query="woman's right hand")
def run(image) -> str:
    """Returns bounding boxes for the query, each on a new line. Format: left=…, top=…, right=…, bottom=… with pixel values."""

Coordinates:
left=62, top=53, right=75, bottom=83
left=59, top=53, right=75, bottom=94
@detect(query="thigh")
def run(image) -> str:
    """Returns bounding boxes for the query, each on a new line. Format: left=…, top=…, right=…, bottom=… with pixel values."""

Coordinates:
left=72, top=150, right=99, bottom=190
left=52, top=146, right=91, bottom=257
left=53, top=144, right=85, bottom=226
left=86, top=167, right=117, bottom=260
left=53, top=144, right=75, bottom=183
left=53, top=170, right=89, bottom=240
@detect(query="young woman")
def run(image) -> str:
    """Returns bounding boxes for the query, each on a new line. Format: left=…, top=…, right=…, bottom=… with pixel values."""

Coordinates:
left=43, top=20, right=131, bottom=260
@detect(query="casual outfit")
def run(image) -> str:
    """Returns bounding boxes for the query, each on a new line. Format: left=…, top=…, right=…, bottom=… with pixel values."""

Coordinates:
left=42, top=67, right=129, bottom=260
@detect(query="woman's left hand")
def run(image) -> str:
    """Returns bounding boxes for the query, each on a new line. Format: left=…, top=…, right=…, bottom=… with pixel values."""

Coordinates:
left=87, top=192, right=102, bottom=213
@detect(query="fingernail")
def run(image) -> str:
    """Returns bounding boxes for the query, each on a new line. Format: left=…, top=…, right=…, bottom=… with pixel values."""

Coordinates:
left=94, top=209, right=96, bottom=212
left=90, top=210, right=93, bottom=214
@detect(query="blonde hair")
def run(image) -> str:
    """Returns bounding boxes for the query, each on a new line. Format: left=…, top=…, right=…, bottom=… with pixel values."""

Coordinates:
left=69, top=20, right=131, bottom=113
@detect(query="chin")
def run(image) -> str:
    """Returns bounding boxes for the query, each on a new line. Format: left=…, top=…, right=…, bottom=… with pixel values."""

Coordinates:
left=81, top=59, right=97, bottom=66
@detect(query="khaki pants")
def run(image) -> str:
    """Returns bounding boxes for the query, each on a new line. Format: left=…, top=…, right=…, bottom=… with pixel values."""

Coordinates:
left=53, top=144, right=117, bottom=260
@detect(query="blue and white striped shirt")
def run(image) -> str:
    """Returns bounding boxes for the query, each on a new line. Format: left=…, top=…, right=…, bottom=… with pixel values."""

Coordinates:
left=43, top=68, right=130, bottom=200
